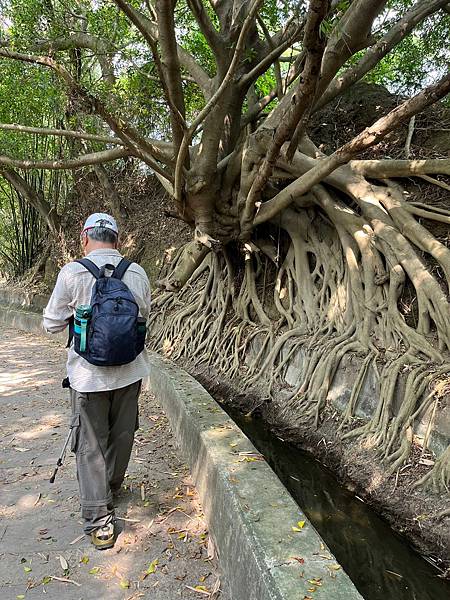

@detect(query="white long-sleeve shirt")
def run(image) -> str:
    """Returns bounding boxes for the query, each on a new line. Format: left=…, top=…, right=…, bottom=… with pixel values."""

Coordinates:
left=43, top=248, right=151, bottom=392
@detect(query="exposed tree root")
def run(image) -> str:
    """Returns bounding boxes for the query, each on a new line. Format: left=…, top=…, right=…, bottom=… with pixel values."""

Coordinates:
left=150, top=152, right=450, bottom=494
left=413, top=446, right=450, bottom=494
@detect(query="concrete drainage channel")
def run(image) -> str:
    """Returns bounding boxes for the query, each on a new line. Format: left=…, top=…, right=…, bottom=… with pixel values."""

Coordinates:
left=146, top=353, right=363, bottom=600
left=0, top=299, right=362, bottom=600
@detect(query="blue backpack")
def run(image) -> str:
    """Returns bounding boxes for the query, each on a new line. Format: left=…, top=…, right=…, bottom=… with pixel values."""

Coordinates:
left=72, top=258, right=146, bottom=366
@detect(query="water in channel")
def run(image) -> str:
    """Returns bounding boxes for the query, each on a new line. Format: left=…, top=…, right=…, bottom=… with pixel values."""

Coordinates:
left=227, top=408, right=450, bottom=600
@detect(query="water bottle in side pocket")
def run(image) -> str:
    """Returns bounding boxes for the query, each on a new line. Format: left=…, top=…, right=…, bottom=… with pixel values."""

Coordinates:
left=74, top=305, right=92, bottom=354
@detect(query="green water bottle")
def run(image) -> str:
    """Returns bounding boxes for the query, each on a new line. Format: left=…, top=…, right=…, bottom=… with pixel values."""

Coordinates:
left=75, top=305, right=92, bottom=352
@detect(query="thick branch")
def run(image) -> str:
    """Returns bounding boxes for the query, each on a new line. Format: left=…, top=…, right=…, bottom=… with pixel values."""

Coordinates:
left=0, top=48, right=173, bottom=173
left=0, top=123, right=123, bottom=146
left=255, top=71, right=450, bottom=225
left=241, top=0, right=330, bottom=236
left=187, top=0, right=223, bottom=58
left=241, top=49, right=306, bottom=128
left=111, top=0, right=211, bottom=95
left=316, top=0, right=449, bottom=110
left=0, top=147, right=130, bottom=170
left=317, top=0, right=388, bottom=98
left=155, top=0, right=187, bottom=154
left=241, top=18, right=305, bottom=88
left=173, top=0, right=264, bottom=203
left=34, top=33, right=115, bottom=83
left=261, top=0, right=385, bottom=127
left=349, top=158, right=450, bottom=178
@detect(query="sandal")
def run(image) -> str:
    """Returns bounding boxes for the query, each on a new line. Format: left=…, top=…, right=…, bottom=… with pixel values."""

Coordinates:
left=91, top=522, right=115, bottom=550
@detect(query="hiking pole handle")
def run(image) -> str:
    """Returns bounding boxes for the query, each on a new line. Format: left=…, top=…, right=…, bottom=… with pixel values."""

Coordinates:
left=49, top=427, right=73, bottom=483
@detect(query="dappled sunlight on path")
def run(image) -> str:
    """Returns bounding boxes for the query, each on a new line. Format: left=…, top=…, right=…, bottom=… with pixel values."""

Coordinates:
left=0, top=325, right=228, bottom=600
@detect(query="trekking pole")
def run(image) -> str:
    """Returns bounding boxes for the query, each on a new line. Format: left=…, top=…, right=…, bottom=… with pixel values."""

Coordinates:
left=49, top=426, right=73, bottom=483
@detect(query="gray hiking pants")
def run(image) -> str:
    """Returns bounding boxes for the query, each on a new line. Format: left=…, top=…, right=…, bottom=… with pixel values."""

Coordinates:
left=70, top=380, right=141, bottom=534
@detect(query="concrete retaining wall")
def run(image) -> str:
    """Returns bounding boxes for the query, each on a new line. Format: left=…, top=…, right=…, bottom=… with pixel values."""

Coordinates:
left=0, top=294, right=67, bottom=345
left=248, top=335, right=449, bottom=458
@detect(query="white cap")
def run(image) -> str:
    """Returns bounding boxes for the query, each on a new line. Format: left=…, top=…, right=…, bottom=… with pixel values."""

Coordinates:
left=82, top=213, right=118, bottom=235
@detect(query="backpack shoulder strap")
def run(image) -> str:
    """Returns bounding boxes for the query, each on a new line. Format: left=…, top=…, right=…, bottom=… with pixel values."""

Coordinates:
left=75, top=258, right=100, bottom=279
left=112, top=257, right=132, bottom=281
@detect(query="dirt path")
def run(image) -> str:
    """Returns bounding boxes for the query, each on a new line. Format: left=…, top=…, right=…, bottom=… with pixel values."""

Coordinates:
left=0, top=326, right=230, bottom=600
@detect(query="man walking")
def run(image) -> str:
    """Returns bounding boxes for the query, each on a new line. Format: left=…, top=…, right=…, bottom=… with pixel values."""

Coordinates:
left=43, top=213, right=151, bottom=549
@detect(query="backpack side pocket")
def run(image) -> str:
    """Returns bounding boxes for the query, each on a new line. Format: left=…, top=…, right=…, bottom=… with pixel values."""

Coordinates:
left=136, top=317, right=147, bottom=356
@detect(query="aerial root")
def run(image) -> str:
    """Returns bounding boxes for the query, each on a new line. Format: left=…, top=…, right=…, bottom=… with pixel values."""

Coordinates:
left=412, top=446, right=450, bottom=494
left=149, top=165, right=450, bottom=491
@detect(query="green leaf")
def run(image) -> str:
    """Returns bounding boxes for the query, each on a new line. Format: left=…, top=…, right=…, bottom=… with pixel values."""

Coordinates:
left=119, top=578, right=130, bottom=589
left=23, top=566, right=32, bottom=573
left=80, top=555, right=89, bottom=564
left=42, top=576, right=52, bottom=585
left=89, top=567, right=101, bottom=575
left=145, top=559, right=158, bottom=575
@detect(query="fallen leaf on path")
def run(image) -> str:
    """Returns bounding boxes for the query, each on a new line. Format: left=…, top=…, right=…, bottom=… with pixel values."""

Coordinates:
left=119, top=579, right=130, bottom=589
left=80, top=556, right=89, bottom=564
left=290, top=556, right=305, bottom=564
left=59, top=556, right=69, bottom=571
left=42, top=576, right=51, bottom=585
left=23, top=566, right=32, bottom=573
left=89, top=567, right=101, bottom=575
left=142, top=559, right=159, bottom=579
left=292, top=521, right=306, bottom=532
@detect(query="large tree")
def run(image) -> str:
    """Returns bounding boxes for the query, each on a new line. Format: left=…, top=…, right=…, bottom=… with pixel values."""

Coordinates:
left=1, top=0, right=450, bottom=490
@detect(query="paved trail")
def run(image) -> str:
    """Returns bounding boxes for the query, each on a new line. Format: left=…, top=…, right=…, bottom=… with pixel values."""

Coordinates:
left=0, top=326, right=229, bottom=600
